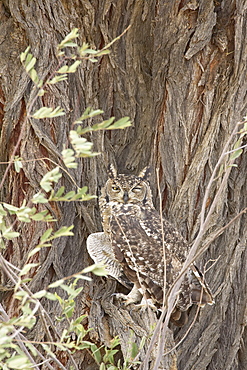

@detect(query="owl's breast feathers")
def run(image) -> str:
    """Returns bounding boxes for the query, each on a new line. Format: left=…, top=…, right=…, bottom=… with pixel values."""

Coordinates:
left=108, top=203, right=214, bottom=313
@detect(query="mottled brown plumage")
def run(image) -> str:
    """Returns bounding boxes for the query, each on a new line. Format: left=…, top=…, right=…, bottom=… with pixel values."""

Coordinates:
left=88, top=165, right=214, bottom=326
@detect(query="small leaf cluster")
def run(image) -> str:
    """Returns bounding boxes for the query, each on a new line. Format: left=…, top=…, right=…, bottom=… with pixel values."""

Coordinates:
left=66, top=108, right=131, bottom=163
left=0, top=264, right=110, bottom=369
left=93, top=333, right=145, bottom=370
left=20, top=28, right=131, bottom=165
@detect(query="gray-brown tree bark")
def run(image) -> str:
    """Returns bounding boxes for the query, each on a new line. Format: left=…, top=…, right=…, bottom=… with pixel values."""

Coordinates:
left=0, top=0, right=246, bottom=369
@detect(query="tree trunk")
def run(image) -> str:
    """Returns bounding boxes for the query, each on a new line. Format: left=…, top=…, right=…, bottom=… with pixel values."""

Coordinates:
left=0, top=1, right=246, bottom=369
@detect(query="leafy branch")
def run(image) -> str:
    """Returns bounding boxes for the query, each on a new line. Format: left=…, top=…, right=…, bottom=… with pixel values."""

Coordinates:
left=0, top=27, right=133, bottom=370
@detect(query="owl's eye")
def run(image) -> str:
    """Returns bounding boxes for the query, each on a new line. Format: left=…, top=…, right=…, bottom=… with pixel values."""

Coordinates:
left=112, top=185, right=120, bottom=192
left=132, top=186, right=142, bottom=193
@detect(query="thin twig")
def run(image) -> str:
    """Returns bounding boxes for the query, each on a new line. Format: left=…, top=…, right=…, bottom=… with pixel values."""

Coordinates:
left=224, top=143, right=247, bottom=154
left=200, top=122, right=240, bottom=228
left=99, top=25, right=131, bottom=52
left=156, top=168, right=167, bottom=309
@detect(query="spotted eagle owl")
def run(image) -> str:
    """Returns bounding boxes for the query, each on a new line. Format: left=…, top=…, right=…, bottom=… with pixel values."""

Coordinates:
left=87, top=165, right=214, bottom=326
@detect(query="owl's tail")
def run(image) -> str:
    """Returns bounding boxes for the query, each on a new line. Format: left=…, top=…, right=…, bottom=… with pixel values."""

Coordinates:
left=170, top=264, right=214, bottom=327
left=189, top=264, right=215, bottom=306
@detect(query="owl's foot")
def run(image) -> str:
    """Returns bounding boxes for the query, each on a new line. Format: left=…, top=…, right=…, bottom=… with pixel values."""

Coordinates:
left=113, top=285, right=142, bottom=306
left=132, top=297, right=157, bottom=312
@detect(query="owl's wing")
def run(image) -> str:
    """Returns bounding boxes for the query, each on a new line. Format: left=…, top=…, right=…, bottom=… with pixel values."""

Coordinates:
left=110, top=205, right=214, bottom=310
left=86, top=232, right=133, bottom=289
left=109, top=205, right=184, bottom=304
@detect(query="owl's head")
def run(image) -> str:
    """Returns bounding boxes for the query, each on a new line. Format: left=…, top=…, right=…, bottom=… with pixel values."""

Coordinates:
left=103, top=164, right=153, bottom=206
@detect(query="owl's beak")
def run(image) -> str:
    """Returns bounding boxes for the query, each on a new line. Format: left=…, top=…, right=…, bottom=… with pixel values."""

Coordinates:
left=123, top=191, right=129, bottom=203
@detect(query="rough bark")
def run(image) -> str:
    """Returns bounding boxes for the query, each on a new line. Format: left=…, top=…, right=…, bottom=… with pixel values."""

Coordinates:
left=0, top=0, right=246, bottom=369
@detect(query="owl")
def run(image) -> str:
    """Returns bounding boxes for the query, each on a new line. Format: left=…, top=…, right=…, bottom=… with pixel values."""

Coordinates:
left=87, top=165, right=214, bottom=326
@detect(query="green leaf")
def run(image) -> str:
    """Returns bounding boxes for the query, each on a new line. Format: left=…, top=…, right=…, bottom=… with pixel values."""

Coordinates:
left=25, top=56, right=36, bottom=72
left=230, top=148, right=243, bottom=160
left=48, top=279, right=65, bottom=288
left=37, top=79, right=43, bottom=88
left=60, top=191, right=76, bottom=200
left=14, top=291, right=29, bottom=300
left=15, top=207, right=33, bottom=222
left=77, top=115, right=131, bottom=133
left=32, top=106, right=65, bottom=119
left=40, top=228, right=53, bottom=242
left=73, top=274, right=92, bottom=281
left=130, top=342, right=139, bottom=360
left=37, top=88, right=45, bottom=96
left=58, top=28, right=79, bottom=49
left=82, top=264, right=108, bottom=276
left=53, top=225, right=74, bottom=238
left=58, top=65, right=69, bottom=74
left=109, top=336, right=121, bottom=349
left=95, top=49, right=111, bottom=57
left=41, top=343, right=56, bottom=357
left=0, top=204, right=7, bottom=216
left=54, top=186, right=65, bottom=198
left=6, top=355, right=32, bottom=369
left=45, top=292, right=58, bottom=301
left=69, top=130, right=100, bottom=157
left=75, top=107, right=104, bottom=124
left=25, top=53, right=33, bottom=65
left=76, top=341, right=93, bottom=350
left=32, top=192, right=49, bottom=204
left=48, top=74, right=68, bottom=84
left=91, top=117, right=115, bottom=131
left=31, top=210, right=50, bottom=221
left=69, top=286, right=83, bottom=300
left=62, top=148, right=77, bottom=168
left=90, top=266, right=108, bottom=276
left=3, top=203, right=19, bottom=212
left=139, top=336, right=146, bottom=350
left=28, top=246, right=41, bottom=258
left=60, top=283, right=76, bottom=295
left=32, top=290, right=47, bottom=299
left=25, top=54, right=37, bottom=72
left=84, top=49, right=98, bottom=55
left=108, top=116, right=132, bottom=129
left=67, top=60, right=81, bottom=73
left=40, top=166, right=62, bottom=192
left=20, top=46, right=30, bottom=62
left=30, top=68, right=39, bottom=84
left=20, top=263, right=39, bottom=276
left=2, top=229, right=20, bottom=240
left=14, top=156, right=23, bottom=173
left=79, top=42, right=90, bottom=55
left=25, top=342, right=38, bottom=357
left=61, top=41, right=78, bottom=48
left=58, top=50, right=65, bottom=57
left=91, top=344, right=102, bottom=364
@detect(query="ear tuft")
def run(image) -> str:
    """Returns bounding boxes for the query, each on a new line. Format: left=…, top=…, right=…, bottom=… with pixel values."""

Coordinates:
left=108, top=164, right=118, bottom=178
left=138, top=167, right=150, bottom=180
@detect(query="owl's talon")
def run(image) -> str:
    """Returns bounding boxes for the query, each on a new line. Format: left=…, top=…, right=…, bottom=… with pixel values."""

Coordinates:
left=113, top=292, right=141, bottom=307
left=112, top=285, right=142, bottom=307
left=135, top=297, right=158, bottom=312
